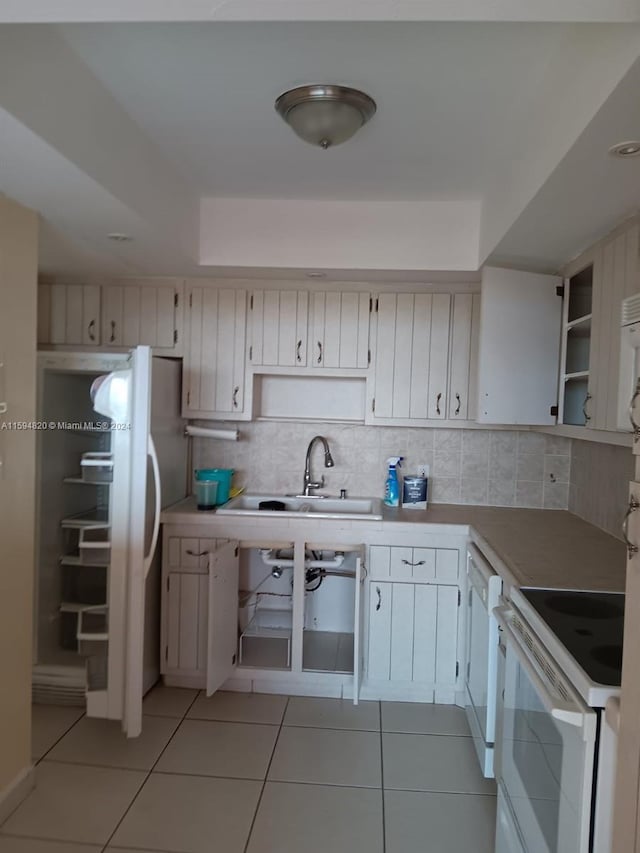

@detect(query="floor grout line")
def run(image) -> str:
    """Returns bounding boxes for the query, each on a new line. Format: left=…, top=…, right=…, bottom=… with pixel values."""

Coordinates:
left=97, top=685, right=203, bottom=852
left=33, top=706, right=86, bottom=765
left=242, top=695, right=290, bottom=853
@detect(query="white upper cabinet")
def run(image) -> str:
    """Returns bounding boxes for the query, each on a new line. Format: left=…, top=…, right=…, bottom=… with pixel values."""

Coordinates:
left=249, top=290, right=308, bottom=367
left=448, top=292, right=480, bottom=421
left=559, top=218, right=640, bottom=432
left=311, top=291, right=371, bottom=369
left=183, top=286, right=247, bottom=419
left=371, top=292, right=452, bottom=421
left=38, top=283, right=101, bottom=346
left=102, top=280, right=183, bottom=355
left=477, top=267, right=562, bottom=425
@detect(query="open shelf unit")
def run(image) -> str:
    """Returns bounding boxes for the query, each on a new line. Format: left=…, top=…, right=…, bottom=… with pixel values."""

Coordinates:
left=559, top=264, right=594, bottom=426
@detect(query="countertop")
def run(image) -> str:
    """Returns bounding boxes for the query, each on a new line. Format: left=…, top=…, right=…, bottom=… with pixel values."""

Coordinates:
left=162, top=498, right=627, bottom=593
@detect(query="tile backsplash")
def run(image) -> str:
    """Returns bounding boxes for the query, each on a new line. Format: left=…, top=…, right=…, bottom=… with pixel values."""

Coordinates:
left=569, top=439, right=635, bottom=540
left=192, top=422, right=572, bottom=509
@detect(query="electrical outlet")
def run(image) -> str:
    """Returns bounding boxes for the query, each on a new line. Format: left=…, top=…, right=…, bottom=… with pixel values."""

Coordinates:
left=417, top=463, right=428, bottom=477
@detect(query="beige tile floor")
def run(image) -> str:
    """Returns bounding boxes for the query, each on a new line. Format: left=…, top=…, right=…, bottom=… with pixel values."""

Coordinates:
left=1, top=688, right=497, bottom=853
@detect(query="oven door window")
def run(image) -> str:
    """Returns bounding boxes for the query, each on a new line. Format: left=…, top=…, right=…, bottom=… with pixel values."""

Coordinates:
left=500, top=636, right=597, bottom=853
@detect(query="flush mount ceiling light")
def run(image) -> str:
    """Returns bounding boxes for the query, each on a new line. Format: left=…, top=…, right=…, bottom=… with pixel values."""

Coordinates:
left=608, top=141, right=640, bottom=158
left=107, top=232, right=133, bottom=242
left=275, top=84, right=376, bottom=150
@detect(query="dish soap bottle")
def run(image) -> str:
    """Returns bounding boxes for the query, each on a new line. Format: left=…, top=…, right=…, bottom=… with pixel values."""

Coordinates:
left=384, top=456, right=404, bottom=507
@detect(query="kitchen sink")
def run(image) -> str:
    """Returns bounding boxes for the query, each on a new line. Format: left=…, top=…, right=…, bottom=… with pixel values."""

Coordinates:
left=216, top=493, right=383, bottom=521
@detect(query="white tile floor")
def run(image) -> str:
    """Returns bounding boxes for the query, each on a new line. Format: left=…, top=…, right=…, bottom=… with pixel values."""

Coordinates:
left=1, top=688, right=497, bottom=853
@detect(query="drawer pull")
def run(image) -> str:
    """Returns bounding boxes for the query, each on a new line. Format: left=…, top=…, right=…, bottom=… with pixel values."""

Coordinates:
left=455, top=393, right=461, bottom=415
left=376, top=586, right=382, bottom=611
left=232, top=386, right=239, bottom=408
left=88, top=319, right=96, bottom=341
left=436, top=392, right=442, bottom=415
left=317, top=341, right=323, bottom=364
left=110, top=320, right=116, bottom=343
left=186, top=549, right=209, bottom=557
left=401, top=559, right=426, bottom=567
left=296, top=339, right=302, bottom=362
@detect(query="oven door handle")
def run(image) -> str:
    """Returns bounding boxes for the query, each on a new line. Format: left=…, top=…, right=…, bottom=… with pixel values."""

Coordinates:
left=493, top=605, right=592, bottom=735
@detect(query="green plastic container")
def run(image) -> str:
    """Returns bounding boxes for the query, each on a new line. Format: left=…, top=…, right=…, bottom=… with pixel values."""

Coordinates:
left=194, top=468, right=234, bottom=505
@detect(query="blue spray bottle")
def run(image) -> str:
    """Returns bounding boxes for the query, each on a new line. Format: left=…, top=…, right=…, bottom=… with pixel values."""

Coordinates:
left=384, top=457, right=404, bottom=507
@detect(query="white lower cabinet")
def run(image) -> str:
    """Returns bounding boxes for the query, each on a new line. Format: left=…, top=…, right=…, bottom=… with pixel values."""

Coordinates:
left=367, top=581, right=459, bottom=699
left=364, top=542, right=464, bottom=702
left=161, top=524, right=465, bottom=704
left=161, top=529, right=236, bottom=690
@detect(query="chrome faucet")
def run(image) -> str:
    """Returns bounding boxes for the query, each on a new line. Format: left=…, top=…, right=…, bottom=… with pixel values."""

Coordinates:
left=302, top=435, right=334, bottom=496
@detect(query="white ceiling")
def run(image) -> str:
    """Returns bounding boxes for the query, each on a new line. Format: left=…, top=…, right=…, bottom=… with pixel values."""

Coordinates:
left=55, top=22, right=578, bottom=201
left=0, top=12, right=638, bottom=276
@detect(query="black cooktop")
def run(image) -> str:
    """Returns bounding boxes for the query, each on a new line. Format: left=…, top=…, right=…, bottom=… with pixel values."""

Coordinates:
left=520, top=588, right=625, bottom=687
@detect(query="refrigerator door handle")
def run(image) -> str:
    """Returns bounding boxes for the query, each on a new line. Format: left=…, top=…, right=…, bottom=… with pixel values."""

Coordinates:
left=143, top=434, right=162, bottom=579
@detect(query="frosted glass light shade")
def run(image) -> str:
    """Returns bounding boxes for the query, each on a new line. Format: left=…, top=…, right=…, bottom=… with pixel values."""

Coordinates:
left=275, top=85, right=376, bottom=149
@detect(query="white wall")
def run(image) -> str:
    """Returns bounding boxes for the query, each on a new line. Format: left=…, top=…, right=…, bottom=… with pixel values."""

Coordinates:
left=0, top=195, right=38, bottom=809
left=200, top=198, right=481, bottom=272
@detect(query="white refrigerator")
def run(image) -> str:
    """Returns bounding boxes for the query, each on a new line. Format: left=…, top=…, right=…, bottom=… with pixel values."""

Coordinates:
left=33, top=346, right=187, bottom=737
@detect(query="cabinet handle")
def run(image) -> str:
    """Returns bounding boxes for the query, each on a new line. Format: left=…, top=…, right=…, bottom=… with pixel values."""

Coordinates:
left=623, top=496, right=640, bottom=559
left=629, top=378, right=640, bottom=442
left=436, top=392, right=442, bottom=415
left=375, top=586, right=382, bottom=611
left=88, top=319, right=96, bottom=341
left=110, top=320, right=116, bottom=343
left=401, top=559, right=426, bottom=567
left=455, top=393, right=461, bottom=416
left=296, top=339, right=302, bottom=362
left=583, top=392, right=592, bottom=423
left=232, top=386, right=239, bottom=408
left=317, top=341, right=323, bottom=364
left=186, top=549, right=209, bottom=557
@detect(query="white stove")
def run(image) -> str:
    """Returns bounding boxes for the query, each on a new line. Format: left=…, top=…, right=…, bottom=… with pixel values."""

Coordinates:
left=493, top=587, right=623, bottom=853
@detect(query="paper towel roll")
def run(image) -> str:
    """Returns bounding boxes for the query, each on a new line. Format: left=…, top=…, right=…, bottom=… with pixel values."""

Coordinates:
left=185, top=425, right=239, bottom=441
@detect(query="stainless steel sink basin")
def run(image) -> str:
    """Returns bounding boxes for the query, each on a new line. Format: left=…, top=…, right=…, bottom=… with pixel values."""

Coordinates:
left=216, top=494, right=383, bottom=521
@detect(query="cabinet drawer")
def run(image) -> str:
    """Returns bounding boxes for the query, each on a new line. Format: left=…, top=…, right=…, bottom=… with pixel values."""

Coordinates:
left=167, top=536, right=224, bottom=573
left=369, top=545, right=459, bottom=583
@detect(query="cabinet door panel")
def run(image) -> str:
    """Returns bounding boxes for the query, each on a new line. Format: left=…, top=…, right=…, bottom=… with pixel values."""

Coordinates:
left=322, top=292, right=342, bottom=367
left=312, top=292, right=325, bottom=366
left=103, top=286, right=123, bottom=346
left=374, top=294, right=396, bottom=418
left=390, top=583, right=415, bottom=681
left=435, top=585, right=459, bottom=683
left=139, top=286, right=158, bottom=345
left=186, top=287, right=245, bottom=416
left=82, top=285, right=101, bottom=345
left=156, top=286, right=176, bottom=349
left=262, top=290, right=280, bottom=365
left=478, top=268, right=561, bottom=424
left=206, top=542, right=239, bottom=696
left=123, top=287, right=141, bottom=346
left=65, top=285, right=84, bottom=345
left=392, top=294, right=414, bottom=418
left=427, top=294, right=451, bottom=419
left=368, top=582, right=391, bottom=681
left=409, top=294, right=432, bottom=419
left=413, top=584, right=437, bottom=682
left=166, top=574, right=181, bottom=670
left=277, top=290, right=299, bottom=366
left=178, top=573, right=201, bottom=670
left=50, top=284, right=67, bottom=344
left=185, top=287, right=203, bottom=411
left=449, top=293, right=473, bottom=419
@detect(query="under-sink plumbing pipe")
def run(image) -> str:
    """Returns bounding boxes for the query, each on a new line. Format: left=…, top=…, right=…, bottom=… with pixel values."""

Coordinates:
left=258, top=548, right=346, bottom=571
